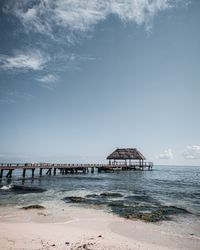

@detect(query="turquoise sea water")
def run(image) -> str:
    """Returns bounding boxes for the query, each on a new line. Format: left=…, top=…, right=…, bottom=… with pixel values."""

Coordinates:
left=0, top=165, right=200, bottom=224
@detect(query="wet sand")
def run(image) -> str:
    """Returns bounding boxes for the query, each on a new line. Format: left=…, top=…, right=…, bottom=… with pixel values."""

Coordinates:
left=0, top=204, right=199, bottom=250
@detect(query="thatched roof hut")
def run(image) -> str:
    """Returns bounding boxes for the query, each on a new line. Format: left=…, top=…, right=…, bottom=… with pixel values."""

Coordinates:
left=107, top=148, right=146, bottom=161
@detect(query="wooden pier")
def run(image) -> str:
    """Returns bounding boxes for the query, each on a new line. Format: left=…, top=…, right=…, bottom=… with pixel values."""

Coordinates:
left=0, top=148, right=153, bottom=179
left=0, top=162, right=153, bottom=179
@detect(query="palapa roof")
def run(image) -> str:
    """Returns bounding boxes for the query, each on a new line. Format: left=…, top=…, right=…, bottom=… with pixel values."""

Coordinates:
left=107, top=148, right=146, bottom=160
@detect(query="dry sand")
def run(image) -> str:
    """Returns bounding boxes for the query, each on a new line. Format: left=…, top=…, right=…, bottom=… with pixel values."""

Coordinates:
left=0, top=204, right=199, bottom=250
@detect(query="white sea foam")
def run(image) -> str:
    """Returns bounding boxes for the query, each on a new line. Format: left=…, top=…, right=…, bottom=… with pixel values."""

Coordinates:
left=0, top=184, right=12, bottom=190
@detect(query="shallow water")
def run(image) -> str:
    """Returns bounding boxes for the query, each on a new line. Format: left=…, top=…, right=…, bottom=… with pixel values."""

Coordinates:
left=0, top=165, right=200, bottom=223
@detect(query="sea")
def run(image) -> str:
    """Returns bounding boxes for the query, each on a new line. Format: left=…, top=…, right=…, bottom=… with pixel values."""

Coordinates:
left=0, top=165, right=200, bottom=236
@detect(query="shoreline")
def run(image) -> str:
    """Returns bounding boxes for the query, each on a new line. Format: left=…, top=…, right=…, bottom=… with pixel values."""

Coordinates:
left=0, top=203, right=199, bottom=250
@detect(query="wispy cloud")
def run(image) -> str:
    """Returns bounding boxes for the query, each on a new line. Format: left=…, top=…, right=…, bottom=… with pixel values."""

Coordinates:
left=1, top=1, right=188, bottom=75
left=0, top=50, right=49, bottom=71
left=157, top=149, right=173, bottom=159
left=183, top=145, right=200, bottom=159
left=3, top=0, right=185, bottom=38
left=37, top=73, right=58, bottom=90
left=38, top=74, right=58, bottom=83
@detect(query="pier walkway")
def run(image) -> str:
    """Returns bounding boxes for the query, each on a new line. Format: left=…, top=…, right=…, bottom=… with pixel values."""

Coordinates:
left=0, top=162, right=153, bottom=179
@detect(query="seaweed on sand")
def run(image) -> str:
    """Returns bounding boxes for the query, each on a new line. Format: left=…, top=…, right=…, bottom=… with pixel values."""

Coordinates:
left=21, top=204, right=45, bottom=210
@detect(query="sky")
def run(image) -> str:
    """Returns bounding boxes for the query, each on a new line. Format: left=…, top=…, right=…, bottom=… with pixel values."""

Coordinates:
left=0, top=0, right=200, bottom=165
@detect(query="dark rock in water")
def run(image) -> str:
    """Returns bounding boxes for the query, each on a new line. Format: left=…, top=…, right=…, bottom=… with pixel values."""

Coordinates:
left=64, top=196, right=86, bottom=203
left=11, top=185, right=46, bottom=194
left=124, top=211, right=163, bottom=222
left=63, top=195, right=112, bottom=206
left=140, top=211, right=163, bottom=222
left=85, top=192, right=123, bottom=198
left=100, top=192, right=123, bottom=198
left=108, top=202, right=190, bottom=222
left=21, top=204, right=45, bottom=210
left=107, top=201, right=125, bottom=207
left=62, top=193, right=189, bottom=223
left=85, top=194, right=99, bottom=198
left=159, top=206, right=189, bottom=215
left=125, top=195, right=160, bottom=205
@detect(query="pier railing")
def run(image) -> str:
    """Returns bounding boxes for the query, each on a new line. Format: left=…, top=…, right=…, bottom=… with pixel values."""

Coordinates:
left=0, top=162, right=153, bottom=168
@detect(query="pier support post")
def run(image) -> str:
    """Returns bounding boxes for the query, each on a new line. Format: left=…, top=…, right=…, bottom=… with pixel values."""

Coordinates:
left=0, top=169, right=3, bottom=178
left=23, top=169, right=26, bottom=178
left=91, top=167, right=94, bottom=173
left=6, top=170, right=13, bottom=178
left=53, top=168, right=57, bottom=175
left=46, top=169, right=52, bottom=175
left=31, top=169, right=35, bottom=178
left=39, top=168, right=43, bottom=176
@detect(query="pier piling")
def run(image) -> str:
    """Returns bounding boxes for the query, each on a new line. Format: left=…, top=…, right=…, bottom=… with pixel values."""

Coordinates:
left=23, top=169, right=26, bottom=178
left=39, top=168, right=43, bottom=176
left=53, top=168, right=57, bottom=175
left=6, top=170, right=13, bottom=178
left=46, top=169, right=52, bottom=175
left=32, top=169, right=35, bottom=178
left=0, top=169, right=3, bottom=178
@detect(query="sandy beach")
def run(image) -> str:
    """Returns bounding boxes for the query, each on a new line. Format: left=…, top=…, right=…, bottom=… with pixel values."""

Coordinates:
left=0, top=204, right=199, bottom=250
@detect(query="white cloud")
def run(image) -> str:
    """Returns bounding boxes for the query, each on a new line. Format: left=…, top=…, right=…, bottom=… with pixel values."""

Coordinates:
left=157, top=149, right=173, bottom=159
left=37, top=74, right=58, bottom=90
left=0, top=50, right=48, bottom=71
left=3, top=0, right=184, bottom=37
left=38, top=74, right=58, bottom=83
left=183, top=145, right=200, bottom=159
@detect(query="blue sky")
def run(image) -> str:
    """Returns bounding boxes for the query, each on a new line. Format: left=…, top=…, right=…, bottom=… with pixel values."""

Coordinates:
left=0, top=0, right=200, bottom=165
